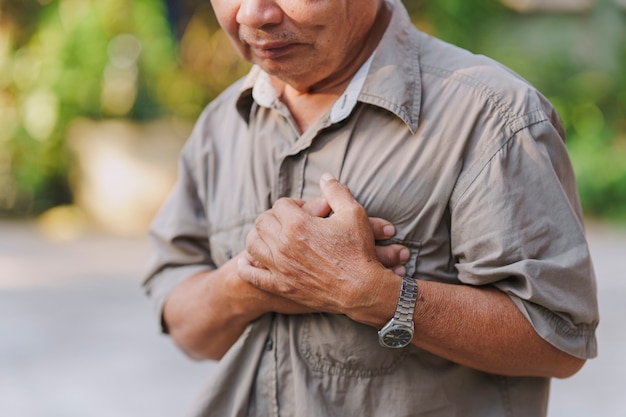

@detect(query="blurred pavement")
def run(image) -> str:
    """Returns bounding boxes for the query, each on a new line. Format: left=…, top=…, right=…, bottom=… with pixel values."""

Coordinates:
left=0, top=220, right=625, bottom=417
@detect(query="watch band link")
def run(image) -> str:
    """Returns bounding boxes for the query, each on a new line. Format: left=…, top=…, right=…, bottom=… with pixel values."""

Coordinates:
left=394, top=276, right=417, bottom=325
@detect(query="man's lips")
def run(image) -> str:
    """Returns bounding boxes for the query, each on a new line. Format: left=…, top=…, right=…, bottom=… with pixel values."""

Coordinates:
left=246, top=41, right=298, bottom=59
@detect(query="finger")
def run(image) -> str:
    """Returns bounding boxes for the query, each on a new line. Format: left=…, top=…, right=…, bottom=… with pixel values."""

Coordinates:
left=301, top=195, right=331, bottom=218
left=319, top=173, right=365, bottom=218
left=369, top=217, right=396, bottom=241
left=237, top=256, right=275, bottom=291
left=375, top=244, right=410, bottom=269
left=245, top=216, right=278, bottom=267
left=393, top=265, right=407, bottom=276
left=271, top=197, right=310, bottom=223
left=240, top=250, right=263, bottom=268
left=254, top=208, right=283, bottom=236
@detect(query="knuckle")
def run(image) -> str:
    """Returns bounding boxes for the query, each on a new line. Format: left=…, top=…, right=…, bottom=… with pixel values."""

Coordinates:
left=345, top=202, right=366, bottom=219
left=253, top=214, right=265, bottom=233
left=246, top=226, right=260, bottom=247
left=272, top=197, right=290, bottom=210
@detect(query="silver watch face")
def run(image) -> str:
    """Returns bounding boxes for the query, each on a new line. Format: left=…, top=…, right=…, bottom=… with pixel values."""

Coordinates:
left=380, top=327, right=413, bottom=348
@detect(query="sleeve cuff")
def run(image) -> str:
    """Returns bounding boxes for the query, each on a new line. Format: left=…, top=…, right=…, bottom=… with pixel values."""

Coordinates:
left=509, top=294, right=599, bottom=359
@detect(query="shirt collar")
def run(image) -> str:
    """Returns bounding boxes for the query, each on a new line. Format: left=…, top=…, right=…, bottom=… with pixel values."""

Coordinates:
left=239, top=54, right=374, bottom=123
left=251, top=70, right=279, bottom=109
left=329, top=53, right=374, bottom=123
left=360, top=0, right=422, bottom=132
left=236, top=0, right=422, bottom=132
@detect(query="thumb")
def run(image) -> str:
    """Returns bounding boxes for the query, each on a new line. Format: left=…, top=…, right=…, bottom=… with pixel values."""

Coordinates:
left=319, top=173, right=362, bottom=215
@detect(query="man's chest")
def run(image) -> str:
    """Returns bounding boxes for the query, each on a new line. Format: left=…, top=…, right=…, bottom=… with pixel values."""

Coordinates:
left=205, top=106, right=461, bottom=279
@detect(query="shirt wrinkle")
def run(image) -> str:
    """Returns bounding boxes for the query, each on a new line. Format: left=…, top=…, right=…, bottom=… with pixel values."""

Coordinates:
left=449, top=105, right=552, bottom=211
left=421, top=63, right=540, bottom=138
left=143, top=0, right=598, bottom=415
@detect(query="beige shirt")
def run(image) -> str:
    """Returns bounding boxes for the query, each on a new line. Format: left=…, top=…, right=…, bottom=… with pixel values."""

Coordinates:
left=143, top=1, right=599, bottom=415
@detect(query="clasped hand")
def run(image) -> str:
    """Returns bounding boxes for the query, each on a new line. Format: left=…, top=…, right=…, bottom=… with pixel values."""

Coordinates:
left=238, top=173, right=408, bottom=317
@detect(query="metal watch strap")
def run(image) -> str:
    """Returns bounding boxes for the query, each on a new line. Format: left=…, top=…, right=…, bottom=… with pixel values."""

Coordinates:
left=394, top=276, right=417, bottom=326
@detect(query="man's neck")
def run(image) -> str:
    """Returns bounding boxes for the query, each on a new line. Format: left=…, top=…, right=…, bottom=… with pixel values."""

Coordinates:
left=279, top=85, right=341, bottom=133
left=272, top=1, right=392, bottom=133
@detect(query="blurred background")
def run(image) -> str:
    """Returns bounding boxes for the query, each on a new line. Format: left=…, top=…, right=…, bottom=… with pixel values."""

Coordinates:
left=0, top=0, right=625, bottom=416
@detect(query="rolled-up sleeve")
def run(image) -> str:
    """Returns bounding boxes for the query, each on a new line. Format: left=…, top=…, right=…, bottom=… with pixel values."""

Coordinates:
left=450, top=117, right=599, bottom=359
left=142, top=141, right=215, bottom=333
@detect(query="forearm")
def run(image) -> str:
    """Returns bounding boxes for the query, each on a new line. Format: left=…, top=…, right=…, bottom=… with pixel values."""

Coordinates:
left=163, top=266, right=256, bottom=361
left=163, top=254, right=314, bottom=361
left=241, top=175, right=587, bottom=378
left=411, top=281, right=585, bottom=378
left=350, top=271, right=584, bottom=378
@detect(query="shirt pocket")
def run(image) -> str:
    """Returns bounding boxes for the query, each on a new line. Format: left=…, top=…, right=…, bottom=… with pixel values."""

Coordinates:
left=297, top=240, right=421, bottom=377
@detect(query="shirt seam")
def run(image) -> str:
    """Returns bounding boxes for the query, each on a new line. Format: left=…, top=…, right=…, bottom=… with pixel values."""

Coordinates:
left=449, top=113, right=548, bottom=212
left=532, top=302, right=599, bottom=339
left=421, top=64, right=523, bottom=131
left=419, top=61, right=552, bottom=211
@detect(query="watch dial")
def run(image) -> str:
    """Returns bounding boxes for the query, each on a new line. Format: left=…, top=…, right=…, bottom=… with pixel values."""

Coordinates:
left=382, top=328, right=412, bottom=348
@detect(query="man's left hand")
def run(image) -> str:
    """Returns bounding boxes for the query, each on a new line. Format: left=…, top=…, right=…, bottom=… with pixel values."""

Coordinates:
left=238, top=173, right=400, bottom=316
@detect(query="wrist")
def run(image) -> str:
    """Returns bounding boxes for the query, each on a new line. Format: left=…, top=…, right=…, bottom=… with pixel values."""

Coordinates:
left=378, top=275, right=418, bottom=348
left=224, top=271, right=270, bottom=322
left=345, top=266, right=402, bottom=328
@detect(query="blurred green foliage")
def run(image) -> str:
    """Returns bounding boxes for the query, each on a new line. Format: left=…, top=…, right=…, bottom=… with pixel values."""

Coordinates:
left=0, top=0, right=246, bottom=216
left=0, top=0, right=625, bottom=221
left=412, top=0, right=626, bottom=222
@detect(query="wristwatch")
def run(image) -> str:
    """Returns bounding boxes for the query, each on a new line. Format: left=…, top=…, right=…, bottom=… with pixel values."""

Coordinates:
left=378, top=275, right=418, bottom=348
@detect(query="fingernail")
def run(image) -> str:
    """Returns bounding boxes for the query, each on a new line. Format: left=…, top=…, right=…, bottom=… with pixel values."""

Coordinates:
left=320, top=172, right=334, bottom=182
left=399, top=248, right=410, bottom=263
left=383, top=224, right=395, bottom=237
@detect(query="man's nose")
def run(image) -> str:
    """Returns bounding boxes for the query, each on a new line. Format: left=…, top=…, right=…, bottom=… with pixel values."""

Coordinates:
left=236, top=0, right=283, bottom=29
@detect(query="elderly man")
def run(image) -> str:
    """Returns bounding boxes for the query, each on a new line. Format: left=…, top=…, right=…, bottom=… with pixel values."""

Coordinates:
left=143, top=0, right=599, bottom=415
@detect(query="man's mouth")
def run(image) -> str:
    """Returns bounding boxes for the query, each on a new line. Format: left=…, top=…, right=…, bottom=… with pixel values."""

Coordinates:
left=247, top=40, right=298, bottom=60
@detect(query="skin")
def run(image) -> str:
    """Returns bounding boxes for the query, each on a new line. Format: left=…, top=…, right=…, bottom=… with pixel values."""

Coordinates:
left=240, top=174, right=586, bottom=378
left=165, top=195, right=409, bottom=360
left=210, top=0, right=391, bottom=132
left=165, top=0, right=586, bottom=378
